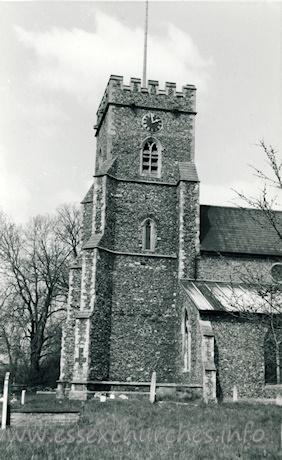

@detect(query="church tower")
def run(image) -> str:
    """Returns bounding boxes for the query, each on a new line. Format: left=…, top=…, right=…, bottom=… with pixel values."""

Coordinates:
left=58, top=75, right=200, bottom=399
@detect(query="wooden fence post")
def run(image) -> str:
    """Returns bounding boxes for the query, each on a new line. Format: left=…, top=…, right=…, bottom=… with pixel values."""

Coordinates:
left=233, top=385, right=238, bottom=402
left=276, top=393, right=282, bottom=455
left=1, top=372, right=10, bottom=430
left=149, top=372, right=156, bottom=403
left=21, top=390, right=26, bottom=405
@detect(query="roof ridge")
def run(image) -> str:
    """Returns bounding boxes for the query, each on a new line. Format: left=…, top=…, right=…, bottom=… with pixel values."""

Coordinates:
left=200, top=204, right=282, bottom=214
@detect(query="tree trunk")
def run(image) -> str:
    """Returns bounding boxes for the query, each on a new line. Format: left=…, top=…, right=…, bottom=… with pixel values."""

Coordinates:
left=30, top=332, right=44, bottom=385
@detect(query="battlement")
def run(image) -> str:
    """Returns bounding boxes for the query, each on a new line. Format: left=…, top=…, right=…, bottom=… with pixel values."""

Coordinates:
left=95, top=75, right=196, bottom=131
left=102, top=75, right=196, bottom=96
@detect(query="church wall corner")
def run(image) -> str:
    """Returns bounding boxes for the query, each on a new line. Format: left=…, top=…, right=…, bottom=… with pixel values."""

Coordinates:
left=59, top=266, right=82, bottom=383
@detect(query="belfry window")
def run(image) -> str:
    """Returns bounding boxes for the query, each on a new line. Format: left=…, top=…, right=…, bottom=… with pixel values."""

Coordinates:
left=142, top=219, right=155, bottom=251
left=141, top=139, right=160, bottom=175
left=183, top=309, right=191, bottom=372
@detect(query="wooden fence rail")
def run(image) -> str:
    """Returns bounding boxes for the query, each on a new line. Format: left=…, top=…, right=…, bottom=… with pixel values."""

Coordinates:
left=58, top=374, right=203, bottom=403
left=62, top=380, right=203, bottom=389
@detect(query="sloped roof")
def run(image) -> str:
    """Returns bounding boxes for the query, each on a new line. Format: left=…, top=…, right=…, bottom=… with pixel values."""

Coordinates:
left=83, top=234, right=102, bottom=249
left=200, top=205, right=282, bottom=256
left=95, top=157, right=117, bottom=177
left=178, top=162, right=199, bottom=182
left=81, top=184, right=94, bottom=204
left=69, top=257, right=82, bottom=269
left=181, top=280, right=282, bottom=314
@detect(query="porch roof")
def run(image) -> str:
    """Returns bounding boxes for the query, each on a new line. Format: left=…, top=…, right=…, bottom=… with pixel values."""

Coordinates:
left=181, top=280, right=282, bottom=314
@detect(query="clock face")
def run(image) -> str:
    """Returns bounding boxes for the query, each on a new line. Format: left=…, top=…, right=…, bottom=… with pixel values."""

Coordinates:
left=142, top=113, right=163, bottom=133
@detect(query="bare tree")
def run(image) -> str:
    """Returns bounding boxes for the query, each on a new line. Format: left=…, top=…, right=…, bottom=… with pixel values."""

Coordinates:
left=229, top=142, right=282, bottom=384
left=55, top=203, right=82, bottom=259
left=0, top=286, right=29, bottom=379
left=226, top=262, right=282, bottom=384
left=0, top=204, right=82, bottom=385
left=234, top=141, right=282, bottom=239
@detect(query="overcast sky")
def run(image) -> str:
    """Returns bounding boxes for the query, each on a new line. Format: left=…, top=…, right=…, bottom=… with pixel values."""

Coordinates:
left=0, top=1, right=281, bottom=222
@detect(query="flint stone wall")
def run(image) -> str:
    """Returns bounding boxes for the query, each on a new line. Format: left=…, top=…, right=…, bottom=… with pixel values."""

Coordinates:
left=202, top=312, right=266, bottom=398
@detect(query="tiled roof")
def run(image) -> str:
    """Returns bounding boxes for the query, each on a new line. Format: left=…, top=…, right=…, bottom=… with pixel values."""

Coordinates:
left=181, top=280, right=282, bottom=314
left=200, top=205, right=282, bottom=256
left=83, top=234, right=102, bottom=249
left=178, top=162, right=199, bottom=182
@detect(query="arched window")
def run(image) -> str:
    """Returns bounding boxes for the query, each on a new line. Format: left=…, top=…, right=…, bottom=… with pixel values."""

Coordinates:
left=264, top=327, right=282, bottom=384
left=141, top=138, right=161, bottom=175
left=145, top=220, right=151, bottom=250
left=142, top=219, right=155, bottom=251
left=182, top=309, right=191, bottom=372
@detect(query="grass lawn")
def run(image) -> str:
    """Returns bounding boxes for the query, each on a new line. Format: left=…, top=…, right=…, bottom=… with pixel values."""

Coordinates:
left=0, top=395, right=281, bottom=459
left=9, top=393, right=82, bottom=412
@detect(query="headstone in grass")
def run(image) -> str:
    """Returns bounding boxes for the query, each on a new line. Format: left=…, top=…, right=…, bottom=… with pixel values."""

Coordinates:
left=276, top=394, right=282, bottom=406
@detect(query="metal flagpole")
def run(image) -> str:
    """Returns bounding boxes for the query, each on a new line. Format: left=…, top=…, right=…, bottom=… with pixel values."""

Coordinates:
left=142, top=0, right=148, bottom=88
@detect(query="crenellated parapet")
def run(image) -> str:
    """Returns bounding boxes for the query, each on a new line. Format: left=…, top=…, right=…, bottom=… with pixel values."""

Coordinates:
left=95, top=75, right=196, bottom=133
